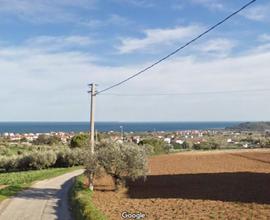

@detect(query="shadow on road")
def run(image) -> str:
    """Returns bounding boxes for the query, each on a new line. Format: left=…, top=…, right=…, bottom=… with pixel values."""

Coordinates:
left=126, top=172, right=270, bottom=204
left=14, top=178, right=74, bottom=220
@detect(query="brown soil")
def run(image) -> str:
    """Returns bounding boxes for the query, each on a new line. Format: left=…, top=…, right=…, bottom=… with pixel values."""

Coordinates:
left=92, top=149, right=270, bottom=220
left=0, top=185, right=8, bottom=190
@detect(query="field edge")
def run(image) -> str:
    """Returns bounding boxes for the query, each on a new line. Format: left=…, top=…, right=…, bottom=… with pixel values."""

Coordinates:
left=70, top=174, right=107, bottom=220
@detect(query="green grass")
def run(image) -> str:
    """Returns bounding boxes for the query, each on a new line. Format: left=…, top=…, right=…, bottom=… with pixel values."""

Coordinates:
left=0, top=167, right=80, bottom=201
left=70, top=175, right=107, bottom=220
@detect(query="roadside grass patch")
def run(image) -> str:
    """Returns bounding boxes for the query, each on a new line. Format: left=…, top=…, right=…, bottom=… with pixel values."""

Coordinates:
left=0, top=167, right=79, bottom=202
left=70, top=175, right=106, bottom=220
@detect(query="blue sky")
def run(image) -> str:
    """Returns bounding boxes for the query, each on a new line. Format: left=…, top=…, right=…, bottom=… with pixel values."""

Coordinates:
left=0, top=0, right=270, bottom=121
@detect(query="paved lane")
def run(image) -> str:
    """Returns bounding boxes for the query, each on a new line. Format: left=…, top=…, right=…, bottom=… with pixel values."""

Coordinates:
left=0, top=169, right=83, bottom=220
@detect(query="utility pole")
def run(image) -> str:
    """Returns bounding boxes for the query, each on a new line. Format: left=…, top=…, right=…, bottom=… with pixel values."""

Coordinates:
left=120, top=126, right=124, bottom=141
left=89, top=83, right=96, bottom=154
left=88, top=83, right=96, bottom=191
left=95, top=129, right=98, bottom=142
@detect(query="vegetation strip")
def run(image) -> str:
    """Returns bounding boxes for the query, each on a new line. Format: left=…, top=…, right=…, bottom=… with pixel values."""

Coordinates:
left=70, top=175, right=107, bottom=220
left=0, top=167, right=79, bottom=202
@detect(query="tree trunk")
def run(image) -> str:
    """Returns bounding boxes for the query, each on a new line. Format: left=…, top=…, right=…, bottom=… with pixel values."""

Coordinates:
left=113, top=175, right=122, bottom=191
left=88, top=173, right=94, bottom=191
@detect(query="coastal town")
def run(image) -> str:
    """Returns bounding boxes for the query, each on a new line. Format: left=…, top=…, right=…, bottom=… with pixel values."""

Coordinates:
left=1, top=127, right=270, bottom=150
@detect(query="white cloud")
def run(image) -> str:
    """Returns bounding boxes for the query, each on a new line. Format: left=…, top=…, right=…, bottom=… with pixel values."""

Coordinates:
left=25, top=35, right=94, bottom=51
left=81, top=14, right=131, bottom=28
left=250, top=43, right=270, bottom=54
left=0, top=37, right=270, bottom=121
left=112, top=0, right=154, bottom=8
left=117, top=25, right=203, bottom=54
left=242, top=4, right=270, bottom=22
left=191, top=0, right=224, bottom=10
left=0, top=0, right=97, bottom=23
left=197, top=38, right=236, bottom=56
left=258, top=34, right=270, bottom=42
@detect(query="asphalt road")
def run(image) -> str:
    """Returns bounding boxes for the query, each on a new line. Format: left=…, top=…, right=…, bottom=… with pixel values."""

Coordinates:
left=0, top=169, right=83, bottom=220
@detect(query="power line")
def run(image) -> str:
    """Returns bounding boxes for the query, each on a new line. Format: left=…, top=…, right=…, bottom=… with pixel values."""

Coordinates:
left=99, top=88, right=270, bottom=97
left=96, top=0, right=257, bottom=95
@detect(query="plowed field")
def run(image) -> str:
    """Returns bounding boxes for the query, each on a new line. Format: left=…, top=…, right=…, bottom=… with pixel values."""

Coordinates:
left=92, top=149, right=270, bottom=220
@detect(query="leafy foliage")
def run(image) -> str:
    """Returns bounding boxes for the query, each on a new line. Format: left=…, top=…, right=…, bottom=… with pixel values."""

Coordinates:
left=29, top=151, right=57, bottom=170
left=193, top=141, right=219, bottom=150
left=0, top=148, right=85, bottom=172
left=139, top=138, right=170, bottom=155
left=70, top=134, right=89, bottom=148
left=84, top=142, right=148, bottom=190
left=33, top=135, right=61, bottom=145
left=172, top=141, right=190, bottom=150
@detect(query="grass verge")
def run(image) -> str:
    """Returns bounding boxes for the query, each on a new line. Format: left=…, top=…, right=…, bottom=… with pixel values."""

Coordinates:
left=70, top=175, right=107, bottom=220
left=0, top=167, right=80, bottom=202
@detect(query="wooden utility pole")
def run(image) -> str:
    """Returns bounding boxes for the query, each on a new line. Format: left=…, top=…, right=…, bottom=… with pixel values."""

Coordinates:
left=89, top=83, right=96, bottom=154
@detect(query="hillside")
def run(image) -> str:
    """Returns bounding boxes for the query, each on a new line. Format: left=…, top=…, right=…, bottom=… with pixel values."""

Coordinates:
left=226, top=122, right=270, bottom=131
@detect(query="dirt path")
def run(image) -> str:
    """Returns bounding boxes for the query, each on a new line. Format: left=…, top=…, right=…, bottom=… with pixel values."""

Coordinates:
left=0, top=169, right=83, bottom=220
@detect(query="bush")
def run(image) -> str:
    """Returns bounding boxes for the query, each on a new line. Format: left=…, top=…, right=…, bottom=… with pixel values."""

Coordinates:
left=172, top=141, right=190, bottom=150
left=33, top=135, right=61, bottom=145
left=192, top=141, right=219, bottom=150
left=70, top=134, right=89, bottom=148
left=0, top=156, right=4, bottom=168
left=1, top=148, right=85, bottom=172
left=55, top=149, right=70, bottom=167
left=0, top=156, right=18, bottom=172
left=143, top=144, right=154, bottom=155
left=0, top=146, right=12, bottom=156
left=29, top=151, right=57, bottom=170
left=17, top=154, right=32, bottom=170
left=139, top=138, right=170, bottom=155
left=260, top=139, right=270, bottom=148
left=71, top=148, right=86, bottom=166
left=55, top=148, right=85, bottom=167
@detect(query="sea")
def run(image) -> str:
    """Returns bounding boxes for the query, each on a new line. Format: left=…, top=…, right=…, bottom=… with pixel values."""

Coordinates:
left=0, top=122, right=240, bottom=134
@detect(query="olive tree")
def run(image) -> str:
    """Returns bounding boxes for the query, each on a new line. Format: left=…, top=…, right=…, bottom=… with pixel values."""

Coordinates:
left=97, top=142, right=148, bottom=190
left=29, top=151, right=57, bottom=169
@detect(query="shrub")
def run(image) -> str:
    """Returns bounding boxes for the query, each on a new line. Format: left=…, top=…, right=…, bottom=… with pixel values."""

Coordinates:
left=29, top=151, right=57, bottom=170
left=55, top=149, right=69, bottom=167
left=1, top=156, right=18, bottom=172
left=70, top=134, right=89, bottom=148
left=172, top=141, right=190, bottom=150
left=71, top=148, right=86, bottom=166
left=1, top=147, right=85, bottom=172
left=260, top=139, right=270, bottom=148
left=192, top=141, right=219, bottom=150
left=0, top=156, right=6, bottom=169
left=143, top=144, right=154, bottom=155
left=0, top=146, right=14, bottom=156
left=33, top=135, right=61, bottom=145
left=139, top=138, right=170, bottom=155
left=17, top=154, right=32, bottom=170
left=55, top=148, right=85, bottom=167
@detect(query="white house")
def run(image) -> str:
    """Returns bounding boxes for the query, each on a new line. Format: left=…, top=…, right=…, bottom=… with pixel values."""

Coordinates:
left=164, top=138, right=171, bottom=144
left=175, top=140, right=184, bottom=144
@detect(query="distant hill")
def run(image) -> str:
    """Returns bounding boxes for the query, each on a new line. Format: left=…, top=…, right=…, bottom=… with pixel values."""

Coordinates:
left=226, top=122, right=270, bottom=131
